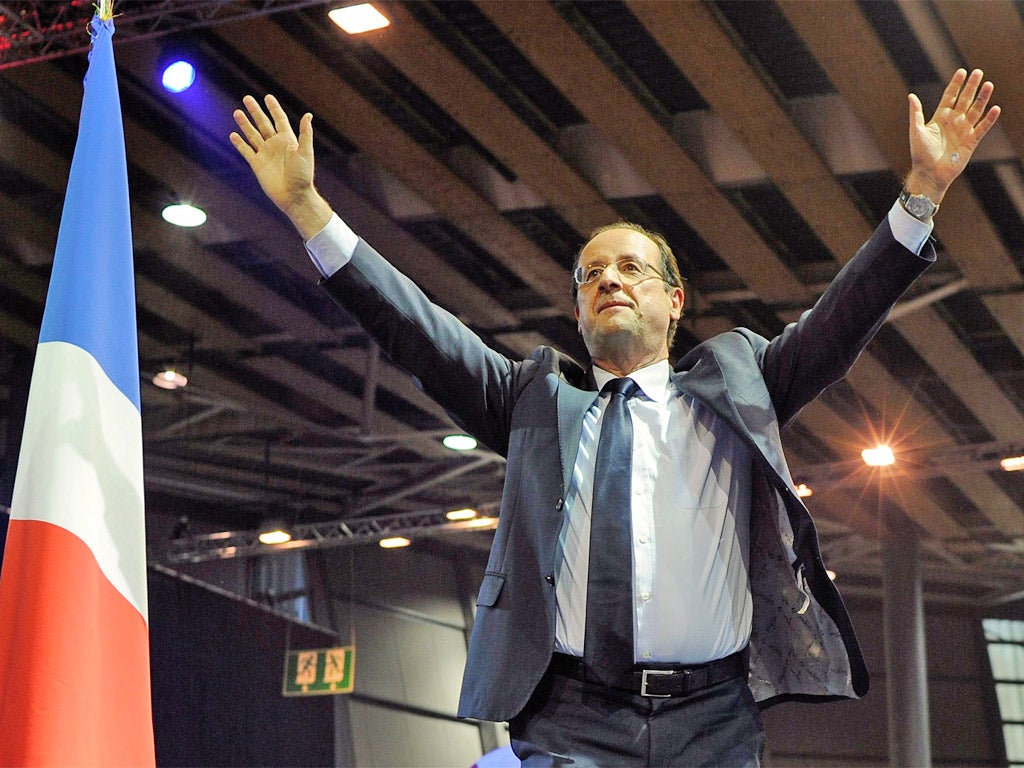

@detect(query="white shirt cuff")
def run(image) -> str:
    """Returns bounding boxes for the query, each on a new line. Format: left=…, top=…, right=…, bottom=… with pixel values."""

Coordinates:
left=304, top=212, right=358, bottom=278
left=887, top=200, right=933, bottom=255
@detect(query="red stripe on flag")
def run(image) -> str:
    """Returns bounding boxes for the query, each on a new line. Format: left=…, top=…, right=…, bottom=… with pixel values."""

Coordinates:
left=0, top=519, right=155, bottom=766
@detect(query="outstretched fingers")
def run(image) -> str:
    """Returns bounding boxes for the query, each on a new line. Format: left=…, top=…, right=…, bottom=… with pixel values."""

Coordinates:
left=231, top=96, right=265, bottom=147
left=949, top=68, right=983, bottom=115
left=937, top=68, right=968, bottom=112
left=229, top=93, right=306, bottom=170
left=263, top=94, right=296, bottom=141
left=228, top=130, right=255, bottom=163
left=965, top=79, right=995, bottom=126
left=973, top=102, right=1001, bottom=145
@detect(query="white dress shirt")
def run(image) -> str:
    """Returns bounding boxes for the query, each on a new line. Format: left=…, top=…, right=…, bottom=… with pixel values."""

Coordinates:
left=554, top=361, right=754, bottom=664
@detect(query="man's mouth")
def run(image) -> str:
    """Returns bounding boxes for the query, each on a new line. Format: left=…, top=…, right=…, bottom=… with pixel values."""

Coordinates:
left=597, top=299, right=632, bottom=313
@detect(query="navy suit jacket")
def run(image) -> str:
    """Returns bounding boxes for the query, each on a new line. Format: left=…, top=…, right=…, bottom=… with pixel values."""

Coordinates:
left=322, top=217, right=934, bottom=723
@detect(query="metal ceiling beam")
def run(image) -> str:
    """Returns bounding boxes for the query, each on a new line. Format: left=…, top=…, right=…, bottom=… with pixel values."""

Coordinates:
left=154, top=501, right=501, bottom=564
left=0, top=0, right=332, bottom=69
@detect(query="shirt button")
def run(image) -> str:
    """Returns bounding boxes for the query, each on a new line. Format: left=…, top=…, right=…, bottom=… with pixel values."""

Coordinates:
left=642, top=651, right=652, bottom=660
left=638, top=536, right=648, bottom=544
left=641, top=591, right=650, bottom=601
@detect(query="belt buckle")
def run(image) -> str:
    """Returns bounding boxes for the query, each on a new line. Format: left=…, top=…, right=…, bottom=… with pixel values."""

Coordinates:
left=639, top=668, right=674, bottom=698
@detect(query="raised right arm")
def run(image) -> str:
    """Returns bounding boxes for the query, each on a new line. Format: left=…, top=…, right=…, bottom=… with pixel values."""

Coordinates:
left=230, top=95, right=520, bottom=454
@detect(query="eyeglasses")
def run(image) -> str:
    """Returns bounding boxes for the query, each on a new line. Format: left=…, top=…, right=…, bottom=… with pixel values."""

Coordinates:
left=572, top=257, right=674, bottom=288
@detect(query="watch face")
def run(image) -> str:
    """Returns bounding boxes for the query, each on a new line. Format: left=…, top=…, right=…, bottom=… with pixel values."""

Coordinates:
left=905, top=195, right=935, bottom=218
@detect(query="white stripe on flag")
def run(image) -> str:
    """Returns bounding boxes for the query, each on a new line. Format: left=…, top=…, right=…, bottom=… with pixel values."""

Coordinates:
left=12, top=340, right=148, bottom=621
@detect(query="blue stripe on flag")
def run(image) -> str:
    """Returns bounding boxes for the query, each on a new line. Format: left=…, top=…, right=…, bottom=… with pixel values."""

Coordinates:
left=38, top=17, right=140, bottom=412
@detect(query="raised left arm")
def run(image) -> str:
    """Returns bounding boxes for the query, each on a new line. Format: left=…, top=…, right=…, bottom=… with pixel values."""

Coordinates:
left=757, top=69, right=1001, bottom=422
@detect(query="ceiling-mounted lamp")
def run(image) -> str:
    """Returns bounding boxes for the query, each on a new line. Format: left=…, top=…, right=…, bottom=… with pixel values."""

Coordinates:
left=258, top=520, right=292, bottom=546
left=328, top=3, right=390, bottom=34
left=795, top=483, right=813, bottom=498
left=1000, top=455, right=1024, bottom=472
left=442, top=433, right=477, bottom=451
left=162, top=202, right=207, bottom=228
left=861, top=445, right=895, bottom=467
left=161, top=59, right=196, bottom=93
left=379, top=536, right=411, bottom=549
left=152, top=367, right=188, bottom=390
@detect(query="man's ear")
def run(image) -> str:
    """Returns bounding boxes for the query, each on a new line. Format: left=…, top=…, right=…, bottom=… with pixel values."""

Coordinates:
left=574, top=305, right=581, bottom=333
left=669, top=285, right=684, bottom=320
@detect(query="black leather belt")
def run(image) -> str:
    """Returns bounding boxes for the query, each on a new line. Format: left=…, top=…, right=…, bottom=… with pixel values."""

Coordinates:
left=549, top=650, right=747, bottom=698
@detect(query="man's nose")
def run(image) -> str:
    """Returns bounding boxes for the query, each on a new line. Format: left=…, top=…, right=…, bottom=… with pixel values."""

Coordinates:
left=597, top=264, right=624, bottom=290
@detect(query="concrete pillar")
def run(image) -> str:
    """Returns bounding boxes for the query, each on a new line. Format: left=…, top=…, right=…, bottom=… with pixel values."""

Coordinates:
left=881, top=518, right=931, bottom=768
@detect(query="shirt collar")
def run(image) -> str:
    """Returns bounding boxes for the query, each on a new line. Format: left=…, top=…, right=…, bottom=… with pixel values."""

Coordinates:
left=592, top=359, right=672, bottom=403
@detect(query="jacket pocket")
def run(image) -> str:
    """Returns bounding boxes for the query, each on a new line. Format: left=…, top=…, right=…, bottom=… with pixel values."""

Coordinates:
left=476, top=571, right=506, bottom=607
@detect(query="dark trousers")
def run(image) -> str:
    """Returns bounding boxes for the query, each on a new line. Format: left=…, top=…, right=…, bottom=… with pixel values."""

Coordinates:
left=508, top=662, right=764, bottom=767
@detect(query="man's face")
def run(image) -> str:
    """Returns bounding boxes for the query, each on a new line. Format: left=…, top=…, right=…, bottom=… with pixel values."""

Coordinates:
left=573, top=228, right=684, bottom=363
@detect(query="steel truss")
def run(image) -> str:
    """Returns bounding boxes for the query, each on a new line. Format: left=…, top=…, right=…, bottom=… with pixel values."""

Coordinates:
left=0, top=0, right=331, bottom=69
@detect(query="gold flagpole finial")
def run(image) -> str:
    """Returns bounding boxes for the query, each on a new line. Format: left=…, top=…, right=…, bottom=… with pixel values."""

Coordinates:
left=97, top=0, right=113, bottom=21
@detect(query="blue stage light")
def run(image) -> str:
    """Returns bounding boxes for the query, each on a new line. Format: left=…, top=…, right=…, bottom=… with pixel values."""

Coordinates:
left=161, top=61, right=195, bottom=93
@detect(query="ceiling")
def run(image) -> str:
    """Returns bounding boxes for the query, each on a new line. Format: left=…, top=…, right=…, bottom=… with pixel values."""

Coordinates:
left=1, top=0, right=1023, bottom=603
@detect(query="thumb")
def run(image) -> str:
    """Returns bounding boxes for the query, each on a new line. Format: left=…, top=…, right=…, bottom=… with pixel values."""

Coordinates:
left=908, top=93, right=926, bottom=132
left=298, top=112, right=315, bottom=162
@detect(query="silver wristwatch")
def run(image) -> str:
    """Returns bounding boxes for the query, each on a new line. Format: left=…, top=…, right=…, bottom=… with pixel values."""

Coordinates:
left=899, top=189, right=939, bottom=221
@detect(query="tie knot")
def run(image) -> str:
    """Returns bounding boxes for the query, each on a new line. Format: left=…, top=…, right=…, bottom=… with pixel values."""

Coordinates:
left=602, top=377, right=638, bottom=399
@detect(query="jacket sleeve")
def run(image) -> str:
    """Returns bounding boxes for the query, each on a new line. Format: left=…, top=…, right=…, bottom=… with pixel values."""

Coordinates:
left=755, top=216, right=935, bottom=427
left=320, top=237, right=520, bottom=456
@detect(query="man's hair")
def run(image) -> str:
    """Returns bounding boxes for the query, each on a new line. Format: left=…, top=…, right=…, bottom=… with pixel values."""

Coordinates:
left=573, top=221, right=686, bottom=348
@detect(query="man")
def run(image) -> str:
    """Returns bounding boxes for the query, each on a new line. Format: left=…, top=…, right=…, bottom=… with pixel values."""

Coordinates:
left=230, top=69, right=999, bottom=766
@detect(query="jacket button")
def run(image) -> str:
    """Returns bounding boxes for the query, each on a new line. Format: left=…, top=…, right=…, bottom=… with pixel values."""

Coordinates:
left=545, top=574, right=555, bottom=585
left=555, top=498, right=564, bottom=511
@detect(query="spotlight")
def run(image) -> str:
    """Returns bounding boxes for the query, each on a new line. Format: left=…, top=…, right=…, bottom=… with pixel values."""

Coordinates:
left=153, top=368, right=188, bottom=390
left=379, top=536, right=411, bottom=549
left=328, top=4, right=390, bottom=34
left=861, top=445, right=895, bottom=467
left=795, top=483, right=813, bottom=498
left=162, top=203, right=207, bottom=228
left=443, top=434, right=477, bottom=451
left=1000, top=455, right=1024, bottom=472
left=258, top=521, right=292, bottom=545
left=446, top=508, right=477, bottom=521
left=161, top=60, right=196, bottom=93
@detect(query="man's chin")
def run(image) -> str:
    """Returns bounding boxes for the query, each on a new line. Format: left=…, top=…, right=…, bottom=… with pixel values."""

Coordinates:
left=583, top=324, right=638, bottom=354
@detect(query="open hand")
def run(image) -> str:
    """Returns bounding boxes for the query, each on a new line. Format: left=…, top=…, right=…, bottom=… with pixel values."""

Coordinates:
left=907, top=69, right=1000, bottom=203
left=230, top=95, right=330, bottom=239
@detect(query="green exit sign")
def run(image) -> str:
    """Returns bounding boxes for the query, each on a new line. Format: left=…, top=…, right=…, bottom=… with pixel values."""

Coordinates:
left=282, top=646, right=355, bottom=696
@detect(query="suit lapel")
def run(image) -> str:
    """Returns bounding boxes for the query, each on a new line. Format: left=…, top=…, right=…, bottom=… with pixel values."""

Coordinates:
left=556, top=380, right=600, bottom=498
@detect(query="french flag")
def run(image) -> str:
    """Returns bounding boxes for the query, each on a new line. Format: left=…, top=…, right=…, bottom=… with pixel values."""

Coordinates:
left=0, top=11, right=155, bottom=766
